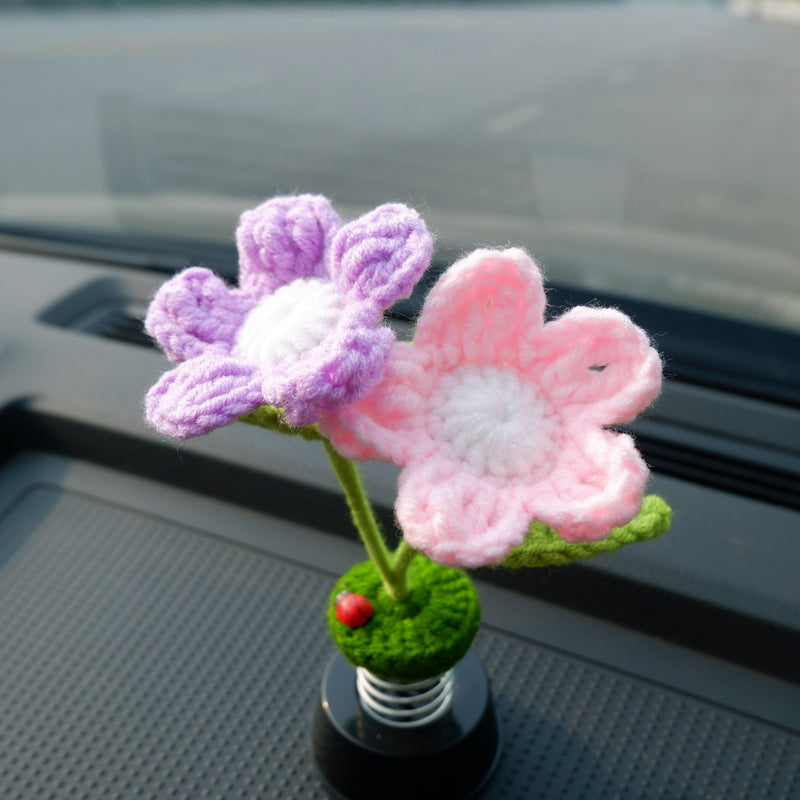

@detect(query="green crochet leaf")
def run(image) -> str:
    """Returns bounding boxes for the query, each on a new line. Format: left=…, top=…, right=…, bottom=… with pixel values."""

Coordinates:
left=238, top=405, right=324, bottom=442
left=500, top=494, right=672, bottom=569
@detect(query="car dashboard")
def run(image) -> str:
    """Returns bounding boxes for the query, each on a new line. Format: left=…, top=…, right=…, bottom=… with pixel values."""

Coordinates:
left=1, top=244, right=799, bottom=799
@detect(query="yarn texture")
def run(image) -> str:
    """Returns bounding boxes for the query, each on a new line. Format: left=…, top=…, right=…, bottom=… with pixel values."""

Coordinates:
left=142, top=193, right=674, bottom=686
left=321, top=247, right=663, bottom=568
left=501, top=494, right=672, bottom=568
left=328, top=556, right=481, bottom=682
left=145, top=194, right=433, bottom=436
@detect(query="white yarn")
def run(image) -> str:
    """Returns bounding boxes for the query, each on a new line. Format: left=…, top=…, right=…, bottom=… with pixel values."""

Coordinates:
left=430, top=365, right=558, bottom=480
left=235, top=278, right=342, bottom=372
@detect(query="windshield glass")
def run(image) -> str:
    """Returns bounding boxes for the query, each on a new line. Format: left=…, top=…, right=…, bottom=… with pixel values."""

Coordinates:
left=3, top=0, right=800, bottom=336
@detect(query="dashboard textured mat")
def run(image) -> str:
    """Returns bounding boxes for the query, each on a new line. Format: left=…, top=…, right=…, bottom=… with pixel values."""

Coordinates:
left=0, top=485, right=798, bottom=800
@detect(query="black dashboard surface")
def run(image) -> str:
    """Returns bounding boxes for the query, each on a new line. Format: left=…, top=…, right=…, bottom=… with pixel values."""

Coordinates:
left=1, top=249, right=799, bottom=799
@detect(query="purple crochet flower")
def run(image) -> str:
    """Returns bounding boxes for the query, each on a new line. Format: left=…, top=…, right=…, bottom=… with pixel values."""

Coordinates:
left=145, top=194, right=433, bottom=438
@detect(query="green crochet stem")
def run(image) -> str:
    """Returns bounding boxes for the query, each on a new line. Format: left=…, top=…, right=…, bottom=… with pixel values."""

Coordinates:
left=239, top=406, right=413, bottom=602
left=322, top=439, right=413, bottom=602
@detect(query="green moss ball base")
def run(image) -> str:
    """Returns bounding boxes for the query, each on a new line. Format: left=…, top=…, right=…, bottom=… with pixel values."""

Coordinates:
left=327, top=556, right=481, bottom=683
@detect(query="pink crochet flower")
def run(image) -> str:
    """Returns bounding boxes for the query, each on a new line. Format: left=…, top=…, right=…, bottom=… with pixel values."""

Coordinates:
left=145, top=194, right=433, bottom=437
left=321, top=248, right=663, bottom=567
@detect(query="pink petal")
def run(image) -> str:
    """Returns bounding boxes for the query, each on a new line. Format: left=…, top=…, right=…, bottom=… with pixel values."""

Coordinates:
left=328, top=203, right=433, bottom=309
left=320, top=342, right=435, bottom=463
left=413, top=248, right=546, bottom=370
left=530, top=306, right=662, bottom=426
left=395, top=459, right=534, bottom=567
left=145, top=267, right=253, bottom=363
left=526, top=427, right=649, bottom=542
left=145, top=356, right=264, bottom=439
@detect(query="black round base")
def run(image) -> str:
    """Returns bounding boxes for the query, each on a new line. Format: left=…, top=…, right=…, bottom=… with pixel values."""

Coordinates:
left=311, top=651, right=501, bottom=800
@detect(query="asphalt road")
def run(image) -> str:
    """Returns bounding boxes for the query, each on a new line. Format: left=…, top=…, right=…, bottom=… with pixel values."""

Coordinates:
left=1, top=2, right=799, bottom=323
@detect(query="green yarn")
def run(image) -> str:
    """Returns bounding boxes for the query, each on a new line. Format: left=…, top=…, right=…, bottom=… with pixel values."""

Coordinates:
left=328, top=556, right=481, bottom=682
left=239, top=405, right=323, bottom=442
left=500, top=494, right=672, bottom=569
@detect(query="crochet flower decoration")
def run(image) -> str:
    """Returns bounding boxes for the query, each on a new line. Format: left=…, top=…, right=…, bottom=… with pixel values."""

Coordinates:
left=145, top=194, right=433, bottom=437
left=321, top=248, right=663, bottom=567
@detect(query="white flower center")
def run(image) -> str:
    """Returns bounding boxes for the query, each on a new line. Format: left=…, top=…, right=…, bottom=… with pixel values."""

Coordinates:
left=235, top=278, right=342, bottom=372
left=431, top=365, right=556, bottom=479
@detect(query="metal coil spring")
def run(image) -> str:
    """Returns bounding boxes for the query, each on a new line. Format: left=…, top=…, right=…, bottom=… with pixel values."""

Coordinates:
left=356, top=667, right=455, bottom=728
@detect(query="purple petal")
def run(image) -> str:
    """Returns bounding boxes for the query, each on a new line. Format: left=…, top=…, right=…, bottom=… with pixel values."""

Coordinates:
left=236, top=194, right=342, bottom=296
left=328, top=203, right=433, bottom=309
left=266, top=305, right=394, bottom=426
left=145, top=267, right=253, bottom=362
left=145, top=356, right=264, bottom=439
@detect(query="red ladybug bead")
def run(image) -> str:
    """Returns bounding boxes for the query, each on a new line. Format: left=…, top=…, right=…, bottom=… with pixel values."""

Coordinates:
left=335, top=591, right=373, bottom=628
